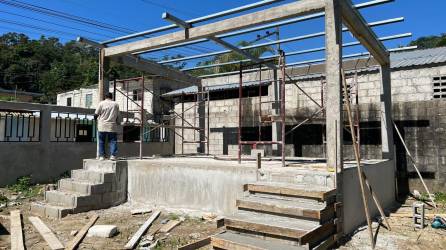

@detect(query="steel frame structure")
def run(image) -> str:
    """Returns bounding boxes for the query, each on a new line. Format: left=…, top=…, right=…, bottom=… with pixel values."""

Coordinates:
left=86, top=0, right=406, bottom=243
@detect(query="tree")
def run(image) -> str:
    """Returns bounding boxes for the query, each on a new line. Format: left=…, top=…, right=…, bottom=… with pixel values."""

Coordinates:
left=409, top=33, right=446, bottom=49
left=191, top=40, right=275, bottom=76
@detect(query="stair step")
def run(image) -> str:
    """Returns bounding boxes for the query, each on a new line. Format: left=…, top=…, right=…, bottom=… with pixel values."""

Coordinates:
left=223, top=210, right=318, bottom=240
left=30, top=202, right=74, bottom=218
left=71, top=169, right=114, bottom=184
left=211, top=231, right=307, bottom=250
left=237, top=195, right=334, bottom=222
left=83, top=159, right=122, bottom=172
left=45, top=190, right=76, bottom=207
left=58, top=179, right=111, bottom=195
left=245, top=182, right=336, bottom=202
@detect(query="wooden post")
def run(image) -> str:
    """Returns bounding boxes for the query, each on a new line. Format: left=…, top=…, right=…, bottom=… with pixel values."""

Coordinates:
left=342, top=69, right=374, bottom=248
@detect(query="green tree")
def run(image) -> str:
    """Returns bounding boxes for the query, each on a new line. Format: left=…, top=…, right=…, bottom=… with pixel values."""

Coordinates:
left=409, top=33, right=446, bottom=49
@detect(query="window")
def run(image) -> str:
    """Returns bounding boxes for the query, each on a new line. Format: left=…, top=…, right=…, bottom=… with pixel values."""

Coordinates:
left=132, top=89, right=142, bottom=101
left=433, top=76, right=446, bottom=99
left=85, top=94, right=93, bottom=108
left=66, top=97, right=72, bottom=107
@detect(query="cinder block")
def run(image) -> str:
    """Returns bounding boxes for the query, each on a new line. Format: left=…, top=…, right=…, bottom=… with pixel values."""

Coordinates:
left=75, top=194, right=102, bottom=208
left=45, top=191, right=76, bottom=207
left=30, top=202, right=46, bottom=217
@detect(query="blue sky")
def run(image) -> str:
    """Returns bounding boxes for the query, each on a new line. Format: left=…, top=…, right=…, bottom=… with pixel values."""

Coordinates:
left=0, top=0, right=444, bottom=67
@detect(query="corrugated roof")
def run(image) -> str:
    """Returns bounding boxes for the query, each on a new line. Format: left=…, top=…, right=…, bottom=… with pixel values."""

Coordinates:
left=390, top=47, right=446, bottom=68
left=163, top=47, right=446, bottom=97
left=162, top=80, right=271, bottom=97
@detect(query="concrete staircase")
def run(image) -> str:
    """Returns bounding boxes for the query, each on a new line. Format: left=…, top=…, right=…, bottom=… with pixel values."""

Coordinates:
left=31, top=159, right=127, bottom=218
left=212, top=181, right=337, bottom=250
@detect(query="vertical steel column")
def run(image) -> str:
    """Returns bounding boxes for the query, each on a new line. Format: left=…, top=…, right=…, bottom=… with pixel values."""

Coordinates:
left=126, top=81, right=129, bottom=122
left=140, top=75, right=145, bottom=160
left=258, top=64, right=262, bottom=143
left=207, top=89, right=210, bottom=155
left=181, top=93, right=185, bottom=155
left=238, top=63, right=243, bottom=164
left=280, top=51, right=286, bottom=167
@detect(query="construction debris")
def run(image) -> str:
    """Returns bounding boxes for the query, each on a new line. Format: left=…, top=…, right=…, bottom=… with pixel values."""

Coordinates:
left=28, top=216, right=64, bottom=250
left=124, top=210, right=161, bottom=249
left=160, top=219, right=181, bottom=233
left=86, top=225, right=118, bottom=238
left=66, top=214, right=99, bottom=250
left=10, top=210, right=24, bottom=250
left=131, top=208, right=152, bottom=215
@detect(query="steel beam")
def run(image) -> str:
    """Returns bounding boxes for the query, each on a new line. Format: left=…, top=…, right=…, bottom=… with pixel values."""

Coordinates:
left=178, top=32, right=411, bottom=71
left=101, top=0, right=286, bottom=44
left=340, top=0, right=389, bottom=64
left=104, top=0, right=326, bottom=57
left=77, top=37, right=200, bottom=85
left=197, top=46, right=417, bottom=78
left=133, top=0, right=395, bottom=55
left=162, top=12, right=191, bottom=29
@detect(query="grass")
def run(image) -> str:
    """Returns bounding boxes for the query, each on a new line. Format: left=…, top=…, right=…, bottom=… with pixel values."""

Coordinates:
left=0, top=194, right=7, bottom=204
left=7, top=176, right=41, bottom=198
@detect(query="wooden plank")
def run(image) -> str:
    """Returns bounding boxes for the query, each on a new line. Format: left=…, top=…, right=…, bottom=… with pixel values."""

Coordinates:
left=28, top=217, right=64, bottom=250
left=224, top=218, right=307, bottom=239
left=159, top=220, right=181, bottom=233
left=211, top=236, right=264, bottom=250
left=10, top=210, right=25, bottom=250
left=236, top=199, right=322, bottom=220
left=300, top=222, right=335, bottom=247
left=104, top=0, right=325, bottom=56
left=124, top=210, right=161, bottom=249
left=178, top=237, right=211, bottom=250
left=65, top=214, right=99, bottom=250
left=247, top=183, right=334, bottom=201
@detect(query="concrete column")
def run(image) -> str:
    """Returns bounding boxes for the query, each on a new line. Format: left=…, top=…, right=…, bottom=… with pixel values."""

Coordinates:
left=271, top=69, right=280, bottom=154
left=325, top=0, right=343, bottom=239
left=380, top=64, right=395, bottom=159
left=98, top=49, right=110, bottom=101
left=325, top=0, right=343, bottom=172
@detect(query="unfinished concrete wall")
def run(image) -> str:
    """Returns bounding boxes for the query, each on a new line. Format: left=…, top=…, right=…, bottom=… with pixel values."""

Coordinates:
left=342, top=160, right=396, bottom=234
left=0, top=101, right=174, bottom=187
left=126, top=158, right=258, bottom=214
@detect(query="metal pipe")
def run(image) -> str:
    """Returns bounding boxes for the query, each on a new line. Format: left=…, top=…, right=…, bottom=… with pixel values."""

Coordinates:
left=280, top=51, right=286, bottom=167
left=198, top=45, right=417, bottom=78
left=164, top=31, right=410, bottom=65
left=140, top=75, right=144, bottom=160
left=238, top=63, right=243, bottom=164
left=133, top=0, right=395, bottom=55
left=101, top=0, right=286, bottom=44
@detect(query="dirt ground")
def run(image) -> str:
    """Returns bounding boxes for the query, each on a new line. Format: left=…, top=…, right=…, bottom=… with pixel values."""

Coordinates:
left=0, top=186, right=220, bottom=250
left=338, top=197, right=446, bottom=250
left=1, top=186, right=446, bottom=250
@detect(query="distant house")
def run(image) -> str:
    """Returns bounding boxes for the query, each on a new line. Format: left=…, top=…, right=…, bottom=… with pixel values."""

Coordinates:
left=0, top=87, right=43, bottom=102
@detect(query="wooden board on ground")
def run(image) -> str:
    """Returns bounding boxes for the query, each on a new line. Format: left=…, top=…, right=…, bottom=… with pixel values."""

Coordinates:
left=178, top=237, right=211, bottom=250
left=28, top=216, right=64, bottom=250
left=390, top=213, right=446, bottom=218
left=131, top=208, right=152, bottom=215
left=160, top=220, right=181, bottom=233
left=124, top=210, right=161, bottom=249
left=10, top=210, right=25, bottom=250
left=65, top=214, right=99, bottom=250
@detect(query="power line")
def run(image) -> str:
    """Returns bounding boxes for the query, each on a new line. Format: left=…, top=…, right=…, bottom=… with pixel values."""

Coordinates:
left=139, top=0, right=198, bottom=18
left=0, top=17, right=101, bottom=40
left=0, top=9, right=115, bottom=39
left=0, top=0, right=135, bottom=34
left=0, top=25, right=73, bottom=40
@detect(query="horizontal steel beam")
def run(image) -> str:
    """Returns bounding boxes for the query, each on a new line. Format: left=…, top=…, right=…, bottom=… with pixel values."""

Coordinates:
left=76, top=37, right=201, bottom=85
left=197, top=46, right=417, bottom=78
left=162, top=12, right=191, bottom=29
left=103, top=0, right=327, bottom=56
left=101, top=0, right=285, bottom=44
left=160, top=17, right=404, bottom=64
left=133, top=0, right=395, bottom=55
left=180, top=32, right=411, bottom=71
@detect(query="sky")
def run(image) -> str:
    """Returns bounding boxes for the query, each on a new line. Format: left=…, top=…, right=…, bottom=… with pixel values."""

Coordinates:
left=0, top=0, right=444, bottom=68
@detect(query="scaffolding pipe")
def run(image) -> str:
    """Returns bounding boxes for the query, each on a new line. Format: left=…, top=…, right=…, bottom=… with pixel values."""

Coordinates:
left=132, top=0, right=395, bottom=55
left=140, top=75, right=145, bottom=160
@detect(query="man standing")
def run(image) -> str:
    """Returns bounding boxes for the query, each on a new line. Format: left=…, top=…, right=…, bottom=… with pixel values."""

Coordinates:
left=95, top=92, right=121, bottom=160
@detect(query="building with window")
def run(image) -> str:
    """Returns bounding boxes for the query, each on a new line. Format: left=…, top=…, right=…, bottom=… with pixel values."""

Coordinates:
left=163, top=47, right=446, bottom=192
